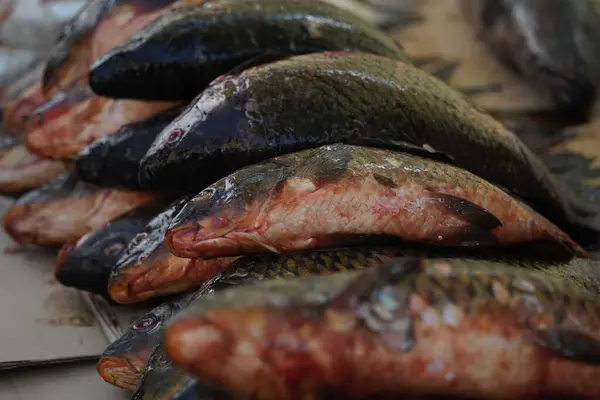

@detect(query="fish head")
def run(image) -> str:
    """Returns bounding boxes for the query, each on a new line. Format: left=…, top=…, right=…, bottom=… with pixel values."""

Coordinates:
left=98, top=301, right=174, bottom=389
left=55, top=217, right=147, bottom=294
left=2, top=81, right=45, bottom=135
left=23, top=88, right=95, bottom=159
left=166, top=159, right=295, bottom=258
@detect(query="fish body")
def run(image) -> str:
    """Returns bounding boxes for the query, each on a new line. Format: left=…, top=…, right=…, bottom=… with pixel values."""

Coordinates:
left=0, top=143, right=67, bottom=193
left=109, top=197, right=236, bottom=304
left=1, top=63, right=45, bottom=135
left=75, top=105, right=184, bottom=190
left=89, top=0, right=409, bottom=101
left=139, top=52, right=588, bottom=237
left=98, top=289, right=198, bottom=390
left=165, top=257, right=600, bottom=399
left=55, top=200, right=170, bottom=295
left=166, top=144, right=585, bottom=259
left=462, top=0, right=600, bottom=116
left=43, top=0, right=183, bottom=97
left=3, top=173, right=157, bottom=246
left=24, top=86, right=178, bottom=160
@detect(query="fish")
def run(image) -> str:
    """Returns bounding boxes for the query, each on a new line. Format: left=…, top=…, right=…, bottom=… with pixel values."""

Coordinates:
left=3, top=173, right=158, bottom=246
left=55, top=200, right=170, bottom=295
left=88, top=0, right=410, bottom=101
left=23, top=86, right=178, bottom=160
left=166, top=143, right=586, bottom=260
left=75, top=105, right=185, bottom=190
left=43, top=0, right=183, bottom=98
left=461, top=0, right=600, bottom=116
left=98, top=289, right=198, bottom=390
left=0, top=143, right=67, bottom=193
left=131, top=245, right=396, bottom=398
left=138, top=52, right=594, bottom=239
left=164, top=257, right=600, bottom=399
left=109, top=197, right=237, bottom=304
left=0, top=62, right=45, bottom=135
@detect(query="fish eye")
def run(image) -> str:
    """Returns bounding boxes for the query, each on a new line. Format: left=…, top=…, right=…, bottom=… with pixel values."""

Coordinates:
left=104, top=240, right=126, bottom=257
left=165, top=129, right=183, bottom=146
left=132, top=316, right=157, bottom=331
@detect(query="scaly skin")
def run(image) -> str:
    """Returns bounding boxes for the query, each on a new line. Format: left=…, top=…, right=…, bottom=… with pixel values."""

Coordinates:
left=2, top=174, right=158, bottom=245
left=461, top=0, right=600, bottom=116
left=140, top=51, right=590, bottom=239
left=165, top=258, right=600, bottom=399
left=24, top=87, right=178, bottom=160
left=89, top=0, right=409, bottom=100
left=166, top=144, right=586, bottom=259
left=43, top=0, right=190, bottom=97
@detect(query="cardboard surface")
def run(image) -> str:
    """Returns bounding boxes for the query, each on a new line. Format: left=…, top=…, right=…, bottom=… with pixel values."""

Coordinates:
left=0, top=195, right=110, bottom=370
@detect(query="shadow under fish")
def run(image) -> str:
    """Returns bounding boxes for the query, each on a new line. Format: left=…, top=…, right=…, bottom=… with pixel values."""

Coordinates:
left=55, top=199, right=171, bottom=295
left=3, top=173, right=158, bottom=246
left=88, top=0, right=410, bottom=101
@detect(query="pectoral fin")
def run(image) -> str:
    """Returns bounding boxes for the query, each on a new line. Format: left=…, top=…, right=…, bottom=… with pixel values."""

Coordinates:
left=531, top=328, right=600, bottom=365
left=429, top=193, right=503, bottom=230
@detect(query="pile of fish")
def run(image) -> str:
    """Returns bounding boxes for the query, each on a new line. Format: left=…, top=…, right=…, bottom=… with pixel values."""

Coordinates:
left=3, top=0, right=600, bottom=399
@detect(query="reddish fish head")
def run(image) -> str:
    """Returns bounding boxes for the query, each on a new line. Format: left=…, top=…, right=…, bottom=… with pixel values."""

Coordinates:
left=2, top=81, right=45, bottom=135
left=24, top=88, right=177, bottom=160
left=96, top=354, right=149, bottom=390
left=43, top=0, right=180, bottom=97
left=166, top=159, right=297, bottom=259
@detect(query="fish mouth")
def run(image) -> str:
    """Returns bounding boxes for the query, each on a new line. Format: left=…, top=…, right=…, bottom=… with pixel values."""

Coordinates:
left=55, top=241, right=76, bottom=275
left=108, top=252, right=236, bottom=304
left=3, top=203, right=38, bottom=244
left=166, top=224, right=270, bottom=259
left=96, top=354, right=146, bottom=390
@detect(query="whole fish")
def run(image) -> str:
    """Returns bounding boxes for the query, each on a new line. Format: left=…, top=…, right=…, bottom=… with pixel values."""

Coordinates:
left=164, top=257, right=600, bottom=399
left=1, top=63, right=45, bottom=135
left=0, top=143, right=67, bottom=193
left=130, top=246, right=396, bottom=398
left=98, top=290, right=198, bottom=390
left=24, top=86, right=178, bottom=160
left=43, top=0, right=185, bottom=98
left=75, top=105, right=184, bottom=190
left=138, top=52, right=594, bottom=238
left=461, top=0, right=600, bottom=116
left=109, top=198, right=237, bottom=304
left=55, top=200, right=169, bottom=295
left=89, top=0, right=409, bottom=101
left=3, top=173, right=158, bottom=246
left=166, top=144, right=586, bottom=260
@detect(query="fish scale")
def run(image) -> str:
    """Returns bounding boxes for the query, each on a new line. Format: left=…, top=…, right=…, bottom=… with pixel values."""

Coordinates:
left=164, top=258, right=600, bottom=399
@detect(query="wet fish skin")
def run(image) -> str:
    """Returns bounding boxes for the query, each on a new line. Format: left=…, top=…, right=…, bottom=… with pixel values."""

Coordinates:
left=89, top=0, right=410, bottom=101
left=23, top=86, right=178, bottom=160
left=165, top=257, right=600, bottom=399
left=0, top=143, right=67, bottom=194
left=2, top=173, right=158, bottom=246
left=139, top=52, right=587, bottom=238
left=166, top=144, right=586, bottom=260
left=75, top=105, right=184, bottom=190
left=55, top=200, right=169, bottom=295
left=43, top=0, right=182, bottom=98
left=97, top=289, right=198, bottom=390
left=462, top=0, right=600, bottom=116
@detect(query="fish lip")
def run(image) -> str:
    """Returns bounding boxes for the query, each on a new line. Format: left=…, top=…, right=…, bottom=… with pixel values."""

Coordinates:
left=2, top=204, right=36, bottom=244
left=55, top=241, right=76, bottom=276
left=166, top=224, right=205, bottom=258
left=96, top=355, right=143, bottom=390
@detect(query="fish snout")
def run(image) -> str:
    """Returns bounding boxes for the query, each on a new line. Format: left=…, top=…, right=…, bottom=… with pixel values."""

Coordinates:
left=96, top=355, right=143, bottom=391
left=3, top=204, right=35, bottom=244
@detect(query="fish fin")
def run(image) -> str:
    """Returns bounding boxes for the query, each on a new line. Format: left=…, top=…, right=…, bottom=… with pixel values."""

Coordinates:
left=328, top=257, right=424, bottom=310
left=222, top=52, right=292, bottom=77
left=427, top=193, right=503, bottom=231
left=355, top=138, right=455, bottom=164
left=530, top=328, right=600, bottom=365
